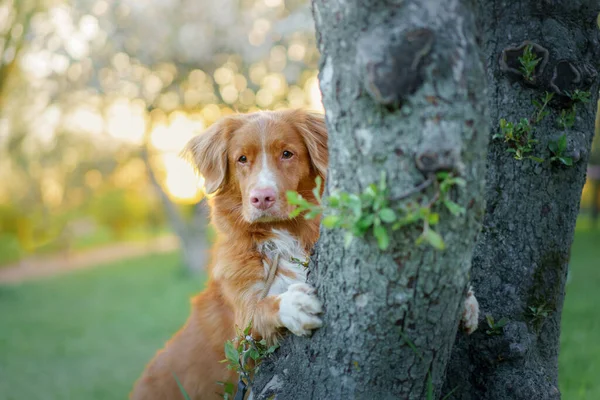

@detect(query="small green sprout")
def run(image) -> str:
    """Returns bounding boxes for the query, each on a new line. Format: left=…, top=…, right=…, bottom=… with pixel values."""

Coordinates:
left=290, top=257, right=309, bottom=268
left=287, top=172, right=465, bottom=251
left=557, top=107, right=576, bottom=130
left=494, top=118, right=543, bottom=162
left=286, top=176, right=324, bottom=219
left=485, top=315, right=508, bottom=336
left=216, top=381, right=235, bottom=400
left=518, top=44, right=541, bottom=82
left=567, top=89, right=591, bottom=104
left=527, top=303, right=552, bottom=329
left=531, top=91, right=554, bottom=124
left=548, top=134, right=573, bottom=166
left=556, top=90, right=591, bottom=129
left=221, top=322, right=279, bottom=396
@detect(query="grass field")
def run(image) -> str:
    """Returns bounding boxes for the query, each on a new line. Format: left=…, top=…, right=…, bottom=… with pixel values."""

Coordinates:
left=0, top=225, right=598, bottom=399
left=0, top=252, right=204, bottom=400
left=559, top=219, right=600, bottom=400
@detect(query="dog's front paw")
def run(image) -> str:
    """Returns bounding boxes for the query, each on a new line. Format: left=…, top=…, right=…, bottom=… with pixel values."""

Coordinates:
left=278, top=283, right=323, bottom=336
left=461, top=286, right=479, bottom=335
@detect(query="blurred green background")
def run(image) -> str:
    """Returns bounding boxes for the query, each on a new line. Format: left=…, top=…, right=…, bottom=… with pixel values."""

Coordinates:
left=0, top=0, right=598, bottom=399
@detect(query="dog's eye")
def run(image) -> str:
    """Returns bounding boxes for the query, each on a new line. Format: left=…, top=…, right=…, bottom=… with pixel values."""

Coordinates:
left=238, top=155, right=247, bottom=164
left=282, top=150, right=293, bottom=159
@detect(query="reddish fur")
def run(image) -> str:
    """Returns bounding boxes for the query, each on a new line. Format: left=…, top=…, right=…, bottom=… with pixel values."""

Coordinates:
left=130, top=109, right=327, bottom=399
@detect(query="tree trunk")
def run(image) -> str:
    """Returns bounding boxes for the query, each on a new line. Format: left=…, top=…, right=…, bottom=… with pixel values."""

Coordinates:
left=443, top=2, right=600, bottom=399
left=252, top=1, right=489, bottom=399
left=142, top=147, right=209, bottom=273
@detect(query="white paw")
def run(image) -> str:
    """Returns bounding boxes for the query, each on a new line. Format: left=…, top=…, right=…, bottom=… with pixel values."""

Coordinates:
left=278, top=283, right=323, bottom=336
left=461, top=286, right=479, bottom=335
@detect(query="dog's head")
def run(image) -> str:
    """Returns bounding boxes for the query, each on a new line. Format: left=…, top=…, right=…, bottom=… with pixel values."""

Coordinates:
left=184, top=109, right=327, bottom=224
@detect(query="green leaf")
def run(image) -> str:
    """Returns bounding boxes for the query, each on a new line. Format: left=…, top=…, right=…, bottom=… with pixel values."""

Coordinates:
left=528, top=156, right=545, bottom=163
left=428, top=212, right=440, bottom=225
left=444, top=200, right=465, bottom=217
left=348, top=194, right=362, bottom=211
left=426, top=372, right=434, bottom=400
left=343, top=231, right=354, bottom=248
left=217, top=381, right=236, bottom=396
left=224, top=341, right=239, bottom=365
left=172, top=373, right=192, bottom=400
left=289, top=207, right=303, bottom=218
left=452, top=177, right=466, bottom=187
left=373, top=225, right=390, bottom=250
left=322, top=215, right=341, bottom=228
left=304, top=208, right=322, bottom=220
left=356, top=214, right=376, bottom=232
left=248, top=348, right=260, bottom=360
left=392, top=214, right=419, bottom=230
left=286, top=191, right=300, bottom=204
left=548, top=141, right=558, bottom=153
left=312, top=176, right=323, bottom=201
left=364, top=184, right=377, bottom=199
left=422, top=229, right=445, bottom=250
left=559, top=157, right=573, bottom=166
left=328, top=193, right=339, bottom=207
left=436, top=171, right=451, bottom=181
left=486, top=314, right=495, bottom=327
left=379, top=208, right=397, bottom=223
left=558, top=134, right=567, bottom=152
left=495, top=317, right=509, bottom=328
left=241, top=348, right=252, bottom=365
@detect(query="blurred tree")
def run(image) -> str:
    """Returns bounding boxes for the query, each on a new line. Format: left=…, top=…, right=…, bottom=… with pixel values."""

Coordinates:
left=0, top=0, right=323, bottom=266
left=254, top=1, right=600, bottom=400
left=0, top=0, right=37, bottom=110
left=141, top=137, right=209, bottom=273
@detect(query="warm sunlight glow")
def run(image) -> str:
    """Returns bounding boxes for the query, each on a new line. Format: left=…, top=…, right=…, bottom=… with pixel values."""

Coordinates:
left=161, top=153, right=202, bottom=202
left=106, top=99, right=146, bottom=144
left=65, top=106, right=104, bottom=136
left=306, top=76, right=324, bottom=112
left=150, top=112, right=203, bottom=152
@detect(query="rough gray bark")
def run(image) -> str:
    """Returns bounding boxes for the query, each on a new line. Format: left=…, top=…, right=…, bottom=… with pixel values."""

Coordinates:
left=252, top=1, right=488, bottom=399
left=443, top=2, right=600, bottom=399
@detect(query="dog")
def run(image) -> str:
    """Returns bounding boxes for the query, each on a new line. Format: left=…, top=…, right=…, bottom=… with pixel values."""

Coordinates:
left=131, top=109, right=328, bottom=400
left=130, top=109, right=479, bottom=400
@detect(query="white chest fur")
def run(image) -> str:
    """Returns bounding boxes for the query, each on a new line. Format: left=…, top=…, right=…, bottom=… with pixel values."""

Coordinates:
left=257, top=229, right=309, bottom=296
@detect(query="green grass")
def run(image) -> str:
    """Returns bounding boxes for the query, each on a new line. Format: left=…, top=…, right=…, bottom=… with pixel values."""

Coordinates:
left=0, top=222, right=597, bottom=399
left=559, top=218, right=600, bottom=399
left=0, top=252, right=204, bottom=400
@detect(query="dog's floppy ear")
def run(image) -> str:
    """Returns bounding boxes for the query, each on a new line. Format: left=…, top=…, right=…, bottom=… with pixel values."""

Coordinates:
left=182, top=116, right=243, bottom=194
left=294, top=111, right=328, bottom=180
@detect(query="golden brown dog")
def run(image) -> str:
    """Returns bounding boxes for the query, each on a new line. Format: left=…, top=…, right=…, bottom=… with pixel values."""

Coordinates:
left=130, top=109, right=328, bottom=399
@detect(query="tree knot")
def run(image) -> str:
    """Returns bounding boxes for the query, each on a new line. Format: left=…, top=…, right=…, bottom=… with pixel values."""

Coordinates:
left=357, top=26, right=435, bottom=106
